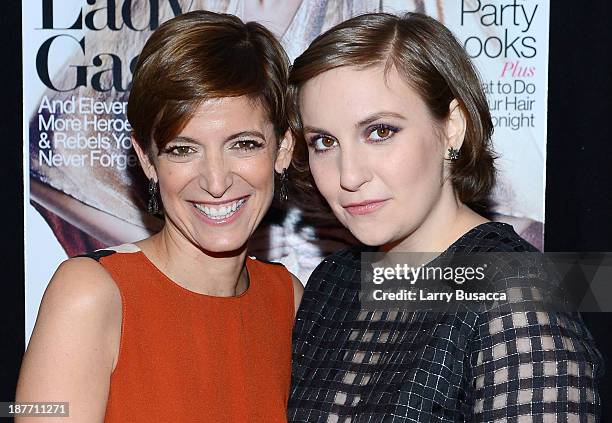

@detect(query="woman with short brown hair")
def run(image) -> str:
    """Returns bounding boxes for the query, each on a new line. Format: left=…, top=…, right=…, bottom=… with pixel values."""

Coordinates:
left=287, top=12, right=602, bottom=422
left=17, top=11, right=302, bottom=422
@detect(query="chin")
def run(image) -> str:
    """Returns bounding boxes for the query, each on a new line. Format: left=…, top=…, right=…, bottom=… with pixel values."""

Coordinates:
left=197, top=237, right=247, bottom=255
left=346, top=225, right=391, bottom=247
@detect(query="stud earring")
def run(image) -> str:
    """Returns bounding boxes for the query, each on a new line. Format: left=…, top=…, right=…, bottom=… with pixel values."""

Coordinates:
left=447, top=147, right=460, bottom=160
left=147, top=178, right=159, bottom=214
left=279, top=168, right=289, bottom=202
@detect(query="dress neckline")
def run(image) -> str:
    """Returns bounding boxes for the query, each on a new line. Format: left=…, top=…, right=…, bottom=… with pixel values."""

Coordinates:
left=127, top=244, right=256, bottom=300
left=445, top=221, right=513, bottom=251
left=364, top=221, right=513, bottom=254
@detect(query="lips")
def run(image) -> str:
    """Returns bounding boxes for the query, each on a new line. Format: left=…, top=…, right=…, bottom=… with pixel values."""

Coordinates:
left=191, top=196, right=249, bottom=220
left=342, top=199, right=389, bottom=216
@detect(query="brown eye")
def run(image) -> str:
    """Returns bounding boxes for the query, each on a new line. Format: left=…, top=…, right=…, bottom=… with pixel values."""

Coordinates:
left=164, top=145, right=194, bottom=156
left=376, top=127, right=390, bottom=138
left=321, top=137, right=335, bottom=148
left=230, top=140, right=263, bottom=151
left=309, top=134, right=338, bottom=153
left=237, top=141, right=252, bottom=150
left=368, top=124, right=398, bottom=142
left=162, top=144, right=199, bottom=163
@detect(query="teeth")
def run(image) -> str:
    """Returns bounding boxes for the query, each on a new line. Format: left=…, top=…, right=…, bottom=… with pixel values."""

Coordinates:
left=194, top=198, right=246, bottom=220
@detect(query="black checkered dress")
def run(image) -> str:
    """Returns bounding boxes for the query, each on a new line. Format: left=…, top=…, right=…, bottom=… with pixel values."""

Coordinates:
left=288, top=222, right=603, bottom=422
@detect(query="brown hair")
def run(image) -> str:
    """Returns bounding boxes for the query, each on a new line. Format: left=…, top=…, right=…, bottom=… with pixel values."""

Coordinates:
left=128, top=10, right=289, bottom=156
left=288, top=12, right=495, bottom=211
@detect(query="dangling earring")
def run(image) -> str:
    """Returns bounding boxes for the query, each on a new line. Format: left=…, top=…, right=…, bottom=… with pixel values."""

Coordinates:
left=447, top=146, right=460, bottom=160
left=147, top=178, right=159, bottom=214
left=279, top=168, right=289, bottom=202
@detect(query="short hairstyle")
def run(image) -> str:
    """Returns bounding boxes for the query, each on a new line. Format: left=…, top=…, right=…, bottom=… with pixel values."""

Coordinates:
left=288, top=12, right=495, bottom=211
left=128, top=10, right=290, bottom=156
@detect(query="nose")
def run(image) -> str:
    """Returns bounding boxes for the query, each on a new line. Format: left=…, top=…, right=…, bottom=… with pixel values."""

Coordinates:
left=199, top=152, right=233, bottom=198
left=339, top=145, right=371, bottom=192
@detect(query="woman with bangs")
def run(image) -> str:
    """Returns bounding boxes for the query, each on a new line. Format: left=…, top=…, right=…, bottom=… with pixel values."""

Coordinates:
left=17, top=11, right=302, bottom=422
left=287, top=12, right=602, bottom=422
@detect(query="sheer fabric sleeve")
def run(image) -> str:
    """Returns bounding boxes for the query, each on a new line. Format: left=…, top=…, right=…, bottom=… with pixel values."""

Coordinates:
left=470, top=307, right=603, bottom=421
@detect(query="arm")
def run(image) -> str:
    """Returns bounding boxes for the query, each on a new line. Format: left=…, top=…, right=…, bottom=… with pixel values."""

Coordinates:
left=290, top=273, right=304, bottom=316
left=469, top=254, right=604, bottom=420
left=470, top=309, right=603, bottom=421
left=15, top=258, right=122, bottom=422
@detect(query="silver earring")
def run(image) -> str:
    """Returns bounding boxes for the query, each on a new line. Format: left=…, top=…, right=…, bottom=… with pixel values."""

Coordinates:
left=147, top=178, right=159, bottom=214
left=447, top=147, right=460, bottom=160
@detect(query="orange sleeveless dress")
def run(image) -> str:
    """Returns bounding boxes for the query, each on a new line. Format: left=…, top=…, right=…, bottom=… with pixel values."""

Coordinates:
left=84, top=244, right=294, bottom=422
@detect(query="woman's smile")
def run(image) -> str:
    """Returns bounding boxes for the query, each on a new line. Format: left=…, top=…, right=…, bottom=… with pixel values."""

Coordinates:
left=148, top=96, right=282, bottom=253
left=191, top=196, right=249, bottom=225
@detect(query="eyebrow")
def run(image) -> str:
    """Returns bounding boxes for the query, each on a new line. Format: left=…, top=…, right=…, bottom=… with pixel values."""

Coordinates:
left=302, top=126, right=333, bottom=136
left=357, top=112, right=407, bottom=127
left=225, top=130, right=266, bottom=141
left=172, top=131, right=267, bottom=144
left=171, top=136, right=198, bottom=144
left=302, top=112, right=407, bottom=135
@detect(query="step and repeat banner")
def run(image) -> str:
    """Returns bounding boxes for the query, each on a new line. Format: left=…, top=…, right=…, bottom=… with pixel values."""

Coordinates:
left=23, top=0, right=549, bottom=341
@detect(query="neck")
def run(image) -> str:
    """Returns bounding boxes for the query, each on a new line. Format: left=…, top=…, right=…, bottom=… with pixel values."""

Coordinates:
left=382, top=184, right=488, bottom=253
left=139, top=222, right=249, bottom=297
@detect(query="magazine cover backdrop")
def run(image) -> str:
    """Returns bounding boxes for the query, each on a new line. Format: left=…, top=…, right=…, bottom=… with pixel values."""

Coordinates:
left=23, top=0, right=549, bottom=341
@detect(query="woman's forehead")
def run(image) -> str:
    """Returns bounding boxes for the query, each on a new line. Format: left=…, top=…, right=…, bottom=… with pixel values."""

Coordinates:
left=299, top=66, right=426, bottom=126
left=183, top=97, right=274, bottom=132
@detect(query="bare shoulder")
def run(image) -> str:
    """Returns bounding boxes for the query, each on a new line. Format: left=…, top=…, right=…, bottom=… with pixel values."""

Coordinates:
left=27, top=256, right=123, bottom=359
left=44, top=256, right=121, bottom=314
left=16, top=257, right=122, bottom=419
left=289, top=272, right=304, bottom=315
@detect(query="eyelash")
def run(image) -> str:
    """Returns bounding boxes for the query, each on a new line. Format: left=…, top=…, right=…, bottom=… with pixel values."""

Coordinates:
left=307, top=135, right=337, bottom=154
left=230, top=140, right=264, bottom=151
left=367, top=124, right=399, bottom=142
left=162, top=140, right=264, bottom=156
left=307, top=124, right=400, bottom=154
left=163, top=145, right=195, bottom=156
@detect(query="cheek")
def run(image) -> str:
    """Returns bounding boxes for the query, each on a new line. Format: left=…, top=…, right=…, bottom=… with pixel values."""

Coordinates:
left=381, top=135, right=443, bottom=195
left=308, top=153, right=338, bottom=199
left=233, top=153, right=276, bottom=189
left=157, top=163, right=196, bottom=196
left=388, top=148, right=426, bottom=184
